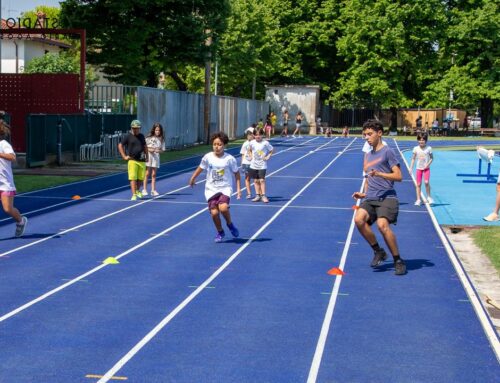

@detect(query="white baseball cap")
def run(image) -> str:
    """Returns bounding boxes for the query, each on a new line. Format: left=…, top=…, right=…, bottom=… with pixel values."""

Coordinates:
left=245, top=127, right=255, bottom=134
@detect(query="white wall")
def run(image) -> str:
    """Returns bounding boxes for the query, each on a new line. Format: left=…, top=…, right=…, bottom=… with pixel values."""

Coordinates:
left=265, top=85, right=320, bottom=134
left=1, top=39, right=60, bottom=73
left=0, top=40, right=26, bottom=73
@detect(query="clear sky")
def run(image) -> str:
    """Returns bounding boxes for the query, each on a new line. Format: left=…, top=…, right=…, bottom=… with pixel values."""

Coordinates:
left=1, top=0, right=62, bottom=18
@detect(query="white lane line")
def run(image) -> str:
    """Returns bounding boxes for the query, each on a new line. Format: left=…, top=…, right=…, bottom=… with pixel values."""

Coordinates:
left=1, top=138, right=323, bottom=255
left=0, top=208, right=207, bottom=324
left=0, top=183, right=193, bottom=258
left=0, top=137, right=337, bottom=321
left=395, top=140, right=500, bottom=362
left=96, top=138, right=357, bottom=383
left=307, top=178, right=365, bottom=383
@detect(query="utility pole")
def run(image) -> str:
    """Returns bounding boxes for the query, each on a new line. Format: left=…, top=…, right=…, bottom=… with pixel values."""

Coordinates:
left=203, top=30, right=212, bottom=144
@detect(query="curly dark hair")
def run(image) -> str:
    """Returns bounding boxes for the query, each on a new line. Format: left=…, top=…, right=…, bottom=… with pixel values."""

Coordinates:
left=210, top=131, right=229, bottom=145
left=362, top=119, right=384, bottom=132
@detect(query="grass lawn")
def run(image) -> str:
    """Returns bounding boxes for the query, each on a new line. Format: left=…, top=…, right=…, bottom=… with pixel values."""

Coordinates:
left=14, top=175, right=89, bottom=194
left=472, top=227, right=500, bottom=273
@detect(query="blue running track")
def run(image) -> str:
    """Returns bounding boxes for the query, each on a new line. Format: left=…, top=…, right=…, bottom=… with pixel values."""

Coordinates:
left=0, top=136, right=498, bottom=382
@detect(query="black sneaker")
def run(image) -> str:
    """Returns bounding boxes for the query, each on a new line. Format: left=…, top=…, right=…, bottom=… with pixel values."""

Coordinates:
left=370, top=249, right=387, bottom=267
left=394, top=259, right=407, bottom=275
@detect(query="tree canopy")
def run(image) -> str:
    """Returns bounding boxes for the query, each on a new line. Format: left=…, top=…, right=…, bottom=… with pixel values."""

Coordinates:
left=43, top=0, right=499, bottom=124
left=59, top=0, right=230, bottom=87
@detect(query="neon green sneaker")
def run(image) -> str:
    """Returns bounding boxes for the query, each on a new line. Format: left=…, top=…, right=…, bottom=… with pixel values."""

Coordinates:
left=131, top=195, right=137, bottom=201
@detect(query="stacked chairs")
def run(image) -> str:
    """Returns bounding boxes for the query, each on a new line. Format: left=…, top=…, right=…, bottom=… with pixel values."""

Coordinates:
left=79, top=131, right=125, bottom=161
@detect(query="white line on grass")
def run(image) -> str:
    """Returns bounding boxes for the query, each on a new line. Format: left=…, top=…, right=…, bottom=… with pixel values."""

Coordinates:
left=95, top=138, right=357, bottom=383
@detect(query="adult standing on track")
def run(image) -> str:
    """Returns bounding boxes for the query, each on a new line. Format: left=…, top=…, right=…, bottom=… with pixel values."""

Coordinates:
left=118, top=120, right=148, bottom=201
left=352, top=119, right=407, bottom=275
left=281, top=110, right=289, bottom=137
left=483, top=170, right=500, bottom=222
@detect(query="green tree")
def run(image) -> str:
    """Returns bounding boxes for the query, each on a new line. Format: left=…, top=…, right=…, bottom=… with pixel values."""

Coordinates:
left=23, top=52, right=77, bottom=73
left=423, top=0, right=500, bottom=127
left=332, top=0, right=446, bottom=128
left=60, top=0, right=230, bottom=87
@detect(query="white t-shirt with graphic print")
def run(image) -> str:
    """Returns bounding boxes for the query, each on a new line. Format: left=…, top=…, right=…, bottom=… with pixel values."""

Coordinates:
left=249, top=140, right=273, bottom=170
left=412, top=145, right=432, bottom=170
left=199, top=152, right=239, bottom=201
left=240, top=140, right=252, bottom=165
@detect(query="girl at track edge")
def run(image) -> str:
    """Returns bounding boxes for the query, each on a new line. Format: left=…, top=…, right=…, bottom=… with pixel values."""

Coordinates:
left=189, top=131, right=241, bottom=243
left=409, top=133, right=434, bottom=206
left=0, top=120, right=28, bottom=237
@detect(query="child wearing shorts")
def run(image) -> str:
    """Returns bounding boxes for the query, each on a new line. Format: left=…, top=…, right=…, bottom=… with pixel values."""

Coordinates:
left=142, top=122, right=166, bottom=197
left=410, top=133, right=433, bottom=206
left=352, top=119, right=406, bottom=275
left=0, top=121, right=27, bottom=237
left=240, top=127, right=255, bottom=199
left=189, top=132, right=241, bottom=243
left=249, top=128, right=273, bottom=203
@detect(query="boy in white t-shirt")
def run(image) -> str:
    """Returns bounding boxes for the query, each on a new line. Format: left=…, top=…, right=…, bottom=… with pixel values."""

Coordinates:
left=410, top=133, right=434, bottom=206
left=249, top=128, right=274, bottom=203
left=0, top=122, right=27, bottom=237
left=189, top=131, right=241, bottom=242
left=240, top=127, right=255, bottom=199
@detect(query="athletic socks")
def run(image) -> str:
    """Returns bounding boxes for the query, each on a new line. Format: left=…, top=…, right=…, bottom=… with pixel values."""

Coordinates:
left=371, top=243, right=382, bottom=252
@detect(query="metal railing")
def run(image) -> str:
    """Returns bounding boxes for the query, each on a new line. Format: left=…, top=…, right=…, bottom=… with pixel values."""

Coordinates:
left=85, top=85, right=138, bottom=114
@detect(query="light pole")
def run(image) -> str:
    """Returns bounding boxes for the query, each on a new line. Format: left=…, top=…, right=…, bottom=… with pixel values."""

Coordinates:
left=203, top=30, right=212, bottom=144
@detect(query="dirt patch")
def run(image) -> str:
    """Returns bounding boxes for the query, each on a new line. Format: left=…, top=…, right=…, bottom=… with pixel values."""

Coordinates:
left=445, top=226, right=500, bottom=335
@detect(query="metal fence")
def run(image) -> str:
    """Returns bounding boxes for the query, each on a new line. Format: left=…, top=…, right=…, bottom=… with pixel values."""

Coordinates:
left=137, top=87, right=269, bottom=149
left=26, top=113, right=136, bottom=167
left=85, top=85, right=138, bottom=114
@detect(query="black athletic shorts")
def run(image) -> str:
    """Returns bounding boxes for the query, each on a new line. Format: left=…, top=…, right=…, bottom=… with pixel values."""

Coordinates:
left=249, top=168, right=267, bottom=179
left=360, top=198, right=399, bottom=225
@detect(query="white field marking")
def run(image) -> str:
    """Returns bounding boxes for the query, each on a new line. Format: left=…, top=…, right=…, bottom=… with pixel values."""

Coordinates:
left=0, top=182, right=193, bottom=258
left=17, top=153, right=212, bottom=197
left=1, top=139, right=317, bottom=225
left=0, top=208, right=207, bottom=324
left=395, top=140, right=500, bottom=362
left=95, top=138, right=357, bottom=383
left=0, top=137, right=335, bottom=321
left=0, top=165, right=200, bottom=224
left=307, top=178, right=365, bottom=383
left=0, top=137, right=322, bottom=254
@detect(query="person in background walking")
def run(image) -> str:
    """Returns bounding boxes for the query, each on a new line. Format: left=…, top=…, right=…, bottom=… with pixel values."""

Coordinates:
left=292, top=111, right=303, bottom=138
